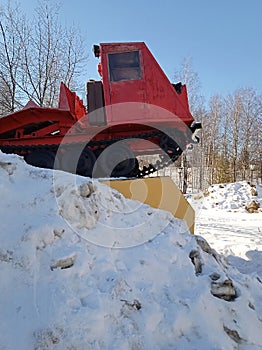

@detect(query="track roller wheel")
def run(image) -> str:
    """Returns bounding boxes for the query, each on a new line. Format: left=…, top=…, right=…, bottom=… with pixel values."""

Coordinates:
left=25, top=150, right=57, bottom=169
left=60, top=147, right=96, bottom=177
left=94, top=143, right=137, bottom=178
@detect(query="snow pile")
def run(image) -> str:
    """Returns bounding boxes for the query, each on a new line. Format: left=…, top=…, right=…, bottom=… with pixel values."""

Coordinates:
left=187, top=181, right=262, bottom=212
left=191, top=181, right=262, bottom=278
left=199, top=181, right=256, bottom=211
left=54, top=174, right=173, bottom=249
left=0, top=152, right=262, bottom=349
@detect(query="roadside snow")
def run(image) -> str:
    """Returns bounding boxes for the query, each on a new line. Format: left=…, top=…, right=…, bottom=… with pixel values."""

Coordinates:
left=188, top=181, right=262, bottom=270
left=189, top=180, right=262, bottom=283
left=0, top=152, right=262, bottom=349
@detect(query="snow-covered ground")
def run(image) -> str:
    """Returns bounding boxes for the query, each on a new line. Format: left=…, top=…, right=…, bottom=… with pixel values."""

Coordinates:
left=0, top=152, right=261, bottom=349
left=188, top=181, right=262, bottom=279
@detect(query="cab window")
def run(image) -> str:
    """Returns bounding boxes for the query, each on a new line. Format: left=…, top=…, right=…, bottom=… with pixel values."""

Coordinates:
left=108, top=51, right=142, bottom=82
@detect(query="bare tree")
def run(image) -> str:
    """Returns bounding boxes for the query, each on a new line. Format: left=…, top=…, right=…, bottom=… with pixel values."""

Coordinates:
left=175, top=57, right=202, bottom=112
left=19, top=0, right=87, bottom=106
left=244, top=90, right=262, bottom=183
left=174, top=57, right=205, bottom=192
left=0, top=0, right=87, bottom=113
left=222, top=92, right=243, bottom=182
left=0, top=2, right=28, bottom=113
left=204, top=95, right=224, bottom=183
left=237, top=88, right=255, bottom=179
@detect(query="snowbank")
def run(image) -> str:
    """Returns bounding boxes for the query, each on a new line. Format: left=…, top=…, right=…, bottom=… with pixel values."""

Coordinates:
left=0, top=152, right=262, bottom=349
left=188, top=181, right=262, bottom=263
left=189, top=181, right=262, bottom=211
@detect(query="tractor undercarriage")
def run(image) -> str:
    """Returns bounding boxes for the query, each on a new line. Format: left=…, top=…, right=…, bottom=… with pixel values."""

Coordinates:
left=0, top=128, right=185, bottom=178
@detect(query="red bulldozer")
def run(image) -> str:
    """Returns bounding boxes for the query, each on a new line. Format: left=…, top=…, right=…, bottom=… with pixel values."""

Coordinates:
left=0, top=42, right=201, bottom=178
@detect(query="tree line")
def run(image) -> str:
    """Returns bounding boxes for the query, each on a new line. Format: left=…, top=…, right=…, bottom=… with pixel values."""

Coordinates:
left=0, top=1, right=261, bottom=189
left=174, top=59, right=262, bottom=191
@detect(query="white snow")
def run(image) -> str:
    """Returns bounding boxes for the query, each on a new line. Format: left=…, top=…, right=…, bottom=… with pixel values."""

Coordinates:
left=0, top=152, right=261, bottom=349
left=188, top=181, right=262, bottom=273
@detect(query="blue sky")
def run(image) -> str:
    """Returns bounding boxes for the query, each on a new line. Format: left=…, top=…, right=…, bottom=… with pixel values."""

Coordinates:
left=6, top=0, right=262, bottom=100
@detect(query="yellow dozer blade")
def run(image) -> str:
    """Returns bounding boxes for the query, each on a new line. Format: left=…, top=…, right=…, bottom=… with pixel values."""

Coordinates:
left=101, top=176, right=195, bottom=234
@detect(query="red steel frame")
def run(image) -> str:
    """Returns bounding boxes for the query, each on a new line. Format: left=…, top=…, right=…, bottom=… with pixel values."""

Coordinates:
left=0, top=42, right=196, bottom=154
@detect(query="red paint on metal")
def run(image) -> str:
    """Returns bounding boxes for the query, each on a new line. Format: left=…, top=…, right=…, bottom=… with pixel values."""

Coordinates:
left=58, top=82, right=86, bottom=120
left=0, top=42, right=197, bottom=155
left=99, top=42, right=194, bottom=126
left=23, top=100, right=39, bottom=109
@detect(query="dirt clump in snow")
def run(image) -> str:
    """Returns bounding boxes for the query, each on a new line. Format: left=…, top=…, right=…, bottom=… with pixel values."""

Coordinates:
left=245, top=200, right=260, bottom=213
left=211, top=279, right=237, bottom=301
left=251, top=187, right=258, bottom=196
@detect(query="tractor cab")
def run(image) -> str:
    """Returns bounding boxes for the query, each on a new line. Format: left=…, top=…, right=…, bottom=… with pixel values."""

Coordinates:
left=87, top=42, right=195, bottom=129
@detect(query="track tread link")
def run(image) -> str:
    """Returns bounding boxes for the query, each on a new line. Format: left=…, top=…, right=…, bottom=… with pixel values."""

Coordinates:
left=0, top=128, right=183, bottom=178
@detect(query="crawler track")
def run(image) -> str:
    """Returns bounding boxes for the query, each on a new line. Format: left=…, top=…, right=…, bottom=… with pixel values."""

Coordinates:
left=0, top=128, right=183, bottom=178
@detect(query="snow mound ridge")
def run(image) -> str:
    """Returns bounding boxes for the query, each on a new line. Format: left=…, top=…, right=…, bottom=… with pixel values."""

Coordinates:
left=191, top=181, right=262, bottom=211
left=0, top=152, right=262, bottom=349
left=54, top=173, right=175, bottom=249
